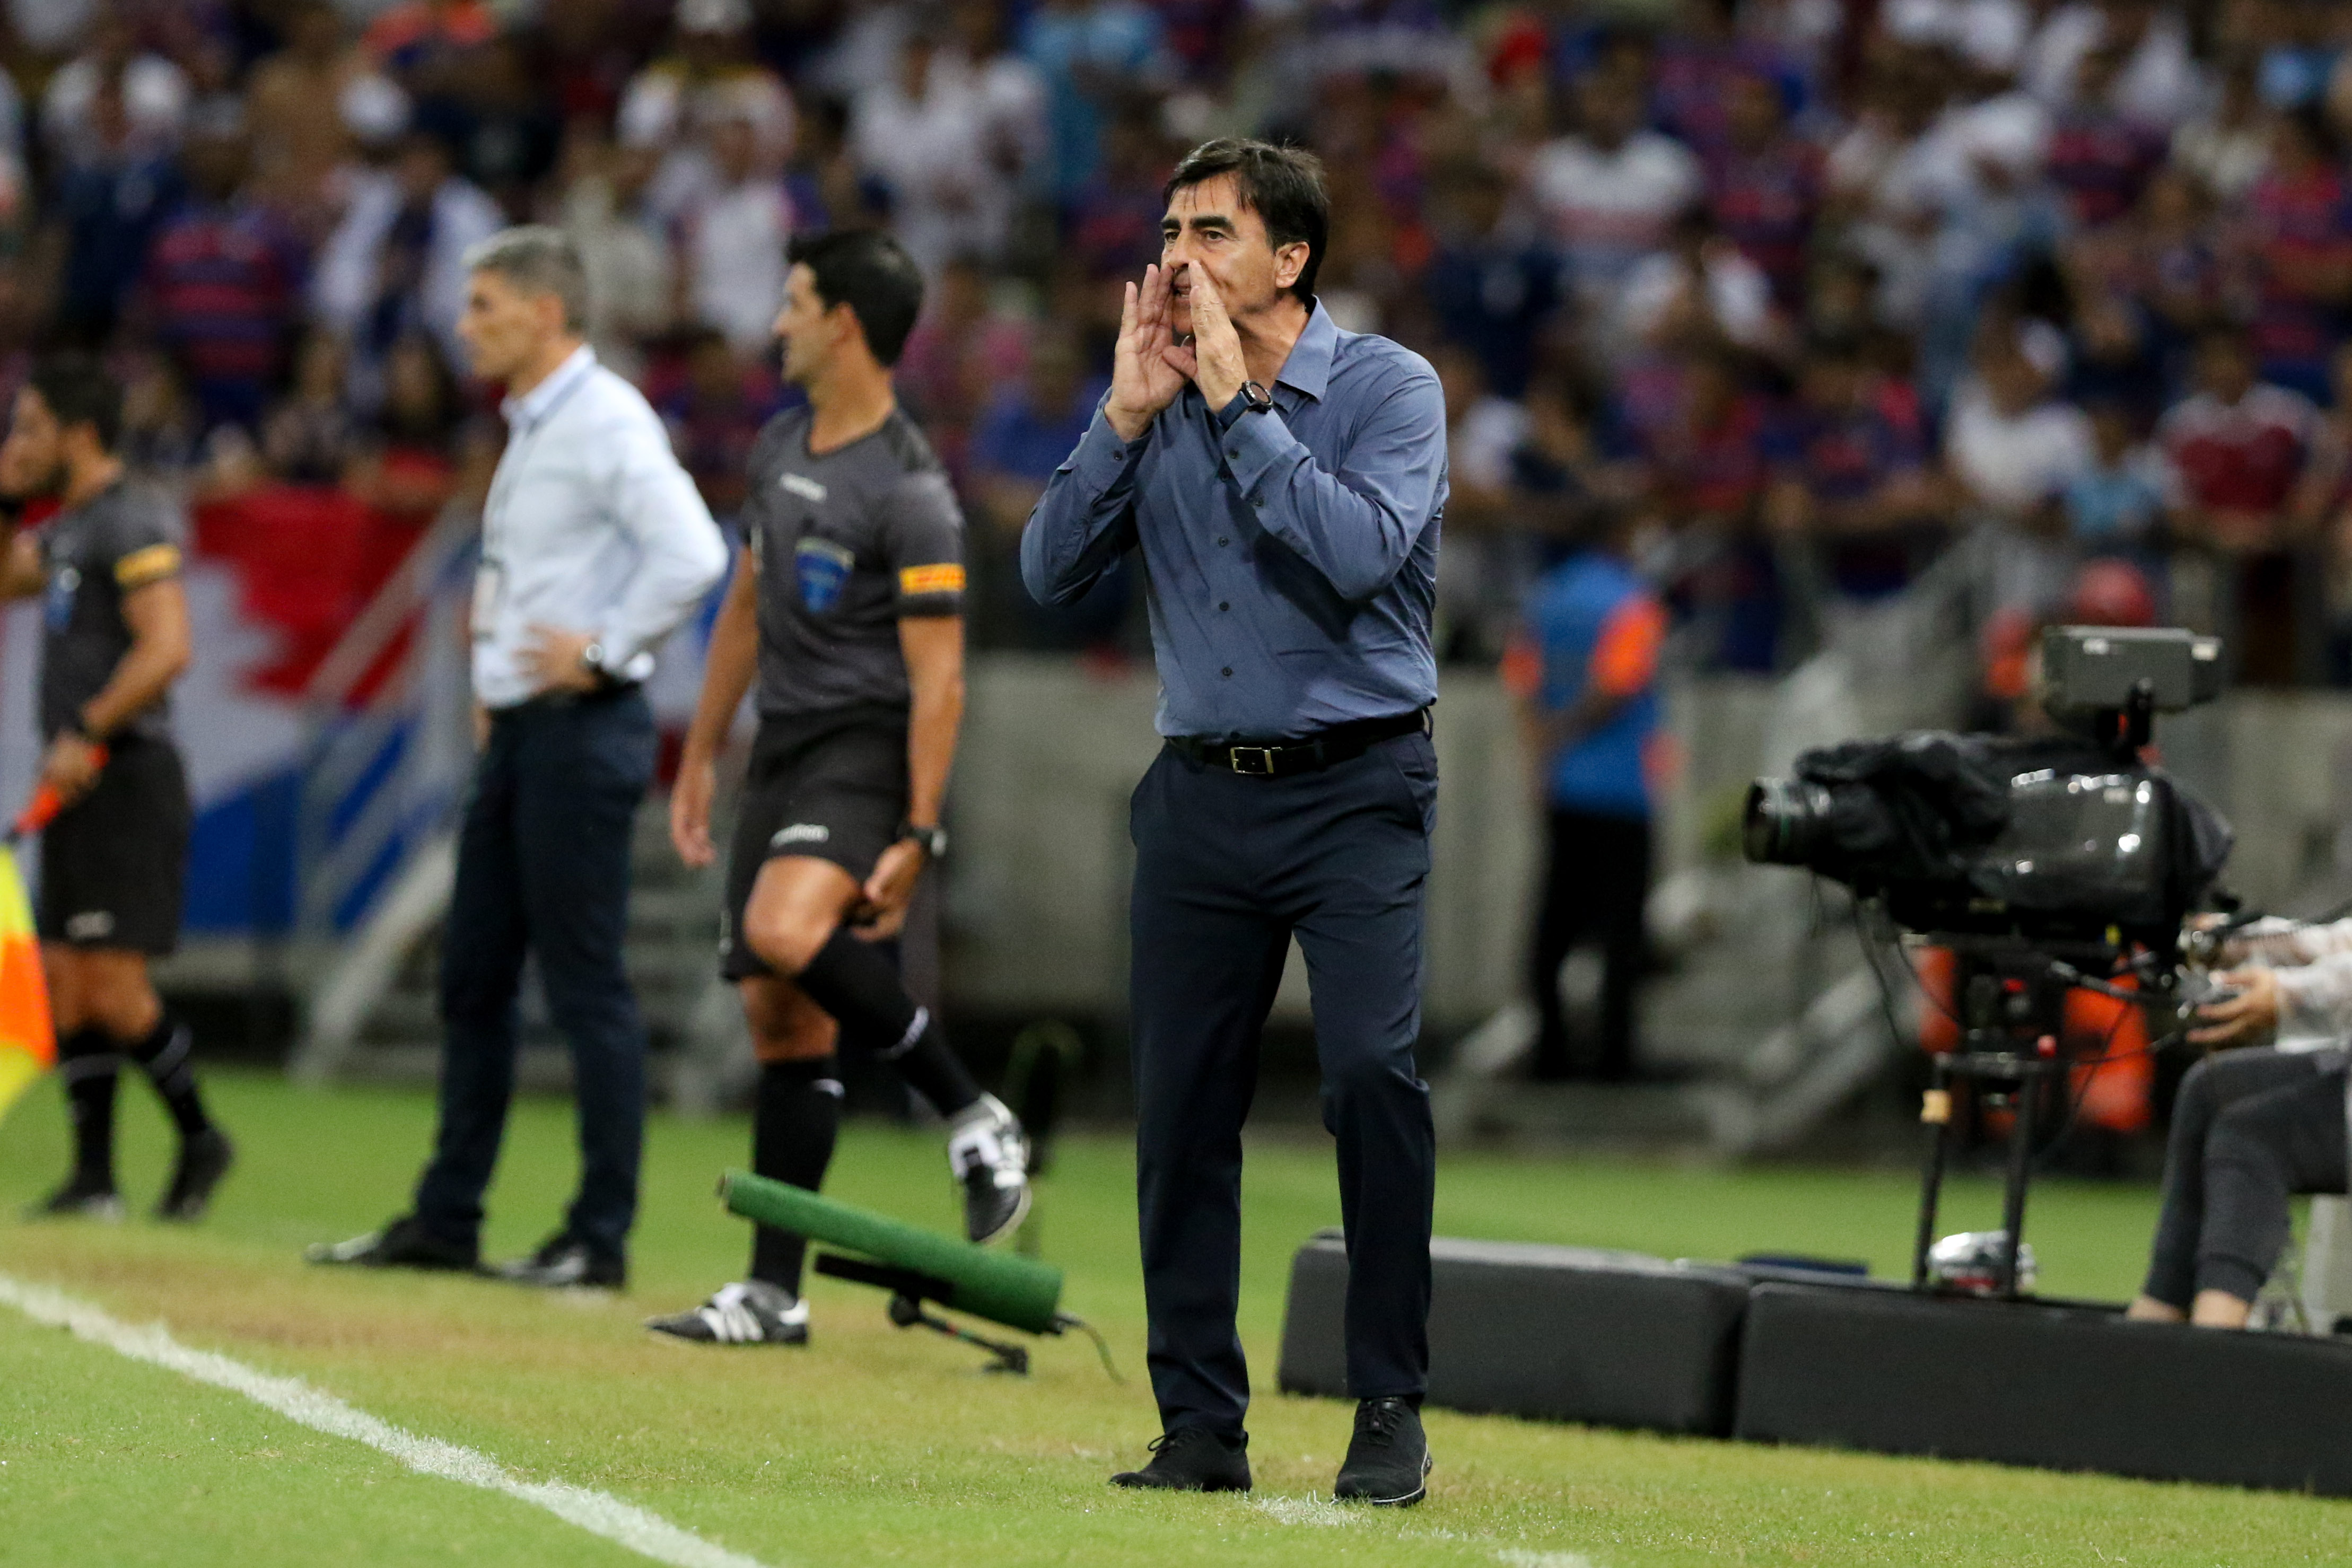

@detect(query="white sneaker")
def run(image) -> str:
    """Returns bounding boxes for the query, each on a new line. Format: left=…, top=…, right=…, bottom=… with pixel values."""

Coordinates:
left=644, top=1280, right=810, bottom=1345
left=947, top=1093, right=1032, bottom=1244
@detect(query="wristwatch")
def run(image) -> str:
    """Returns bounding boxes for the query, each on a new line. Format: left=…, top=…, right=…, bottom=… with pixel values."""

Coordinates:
left=897, top=820, right=949, bottom=860
left=578, top=641, right=617, bottom=688
left=1237, top=380, right=1273, bottom=413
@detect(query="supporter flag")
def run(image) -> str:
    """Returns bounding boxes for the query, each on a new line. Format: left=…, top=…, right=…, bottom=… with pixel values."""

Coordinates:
left=0, top=769, right=84, bottom=1130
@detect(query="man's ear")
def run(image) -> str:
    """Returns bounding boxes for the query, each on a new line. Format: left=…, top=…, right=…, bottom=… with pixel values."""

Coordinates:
left=1272, top=241, right=1310, bottom=293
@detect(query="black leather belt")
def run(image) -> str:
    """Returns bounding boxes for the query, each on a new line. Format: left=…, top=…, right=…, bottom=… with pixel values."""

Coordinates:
left=1167, top=708, right=1430, bottom=778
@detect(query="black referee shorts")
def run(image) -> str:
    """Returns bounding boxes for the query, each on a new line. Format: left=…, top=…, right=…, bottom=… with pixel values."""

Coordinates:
left=38, top=734, right=191, bottom=955
left=719, top=706, right=908, bottom=982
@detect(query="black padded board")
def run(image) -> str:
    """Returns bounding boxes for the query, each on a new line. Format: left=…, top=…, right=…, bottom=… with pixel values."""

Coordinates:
left=1736, top=1281, right=2352, bottom=1496
left=1277, top=1230, right=1752, bottom=1435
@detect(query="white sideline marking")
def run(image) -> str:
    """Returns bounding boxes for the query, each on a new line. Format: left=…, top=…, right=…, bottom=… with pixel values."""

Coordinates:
left=1496, top=1553, right=1601, bottom=1567
left=0, top=1273, right=774, bottom=1568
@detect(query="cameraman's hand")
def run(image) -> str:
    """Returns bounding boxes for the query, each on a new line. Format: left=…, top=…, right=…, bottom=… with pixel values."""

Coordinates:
left=2189, top=967, right=2279, bottom=1048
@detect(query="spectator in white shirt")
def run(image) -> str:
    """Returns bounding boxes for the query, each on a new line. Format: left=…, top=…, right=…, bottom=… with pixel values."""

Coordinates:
left=309, top=226, right=727, bottom=1289
left=672, top=77, right=797, bottom=353
left=42, top=8, right=187, bottom=169
left=853, top=21, right=1004, bottom=277
left=1531, top=66, right=1703, bottom=318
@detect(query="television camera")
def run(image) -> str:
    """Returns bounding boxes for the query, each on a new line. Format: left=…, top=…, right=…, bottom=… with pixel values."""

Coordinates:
left=1743, top=627, right=2235, bottom=1298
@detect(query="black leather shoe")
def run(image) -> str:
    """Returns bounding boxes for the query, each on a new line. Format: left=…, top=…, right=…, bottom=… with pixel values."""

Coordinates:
left=496, top=1234, right=626, bottom=1289
left=1334, top=1397, right=1430, bottom=1506
left=306, top=1214, right=480, bottom=1271
left=25, top=1172, right=124, bottom=1222
left=1111, top=1427, right=1252, bottom=1493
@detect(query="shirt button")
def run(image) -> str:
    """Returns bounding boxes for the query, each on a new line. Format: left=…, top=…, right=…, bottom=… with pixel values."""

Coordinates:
left=1222, top=667, right=1234, bottom=677
left=1226, top=445, right=1239, bottom=458
left=1219, top=601, right=1230, bottom=611
left=1217, top=536, right=1230, bottom=546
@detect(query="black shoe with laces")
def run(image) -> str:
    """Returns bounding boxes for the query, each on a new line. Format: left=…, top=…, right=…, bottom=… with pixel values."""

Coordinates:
left=1109, top=1427, right=1252, bottom=1493
left=25, top=1172, right=123, bottom=1222
left=1333, top=1396, right=1431, bottom=1506
left=305, top=1214, right=481, bottom=1271
left=495, top=1233, right=626, bottom=1289
left=156, top=1127, right=234, bottom=1222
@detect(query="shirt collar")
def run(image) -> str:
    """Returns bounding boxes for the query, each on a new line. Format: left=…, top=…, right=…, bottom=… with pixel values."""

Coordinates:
left=502, top=344, right=596, bottom=430
left=1271, top=300, right=1338, bottom=404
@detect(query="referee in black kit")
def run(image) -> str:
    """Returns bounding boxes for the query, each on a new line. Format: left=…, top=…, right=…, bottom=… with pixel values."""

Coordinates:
left=312, top=227, right=727, bottom=1286
left=0, top=355, right=229, bottom=1223
left=1023, top=141, right=1448, bottom=1505
left=647, top=230, right=1029, bottom=1348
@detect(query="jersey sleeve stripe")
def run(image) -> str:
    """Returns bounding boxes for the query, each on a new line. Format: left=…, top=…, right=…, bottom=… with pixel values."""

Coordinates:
left=898, top=563, right=966, bottom=597
left=113, top=543, right=183, bottom=588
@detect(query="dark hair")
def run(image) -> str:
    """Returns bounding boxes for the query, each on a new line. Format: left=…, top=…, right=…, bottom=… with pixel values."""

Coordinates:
left=1162, top=138, right=1329, bottom=305
left=786, top=229, right=925, bottom=366
left=28, top=353, right=121, bottom=449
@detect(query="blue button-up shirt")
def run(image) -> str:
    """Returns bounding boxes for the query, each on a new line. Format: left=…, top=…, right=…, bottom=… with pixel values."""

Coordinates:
left=1021, top=301, right=1448, bottom=740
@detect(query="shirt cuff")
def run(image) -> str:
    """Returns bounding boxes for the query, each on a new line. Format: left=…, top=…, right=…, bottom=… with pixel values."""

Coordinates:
left=1068, top=407, right=1150, bottom=494
left=1218, top=405, right=1298, bottom=501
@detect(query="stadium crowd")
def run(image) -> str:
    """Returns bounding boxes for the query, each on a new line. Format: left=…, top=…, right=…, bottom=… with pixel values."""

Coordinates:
left=2, top=0, right=2351, bottom=684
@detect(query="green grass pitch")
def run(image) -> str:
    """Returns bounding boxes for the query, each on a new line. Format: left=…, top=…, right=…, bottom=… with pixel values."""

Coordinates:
left=3, top=1069, right=2348, bottom=1566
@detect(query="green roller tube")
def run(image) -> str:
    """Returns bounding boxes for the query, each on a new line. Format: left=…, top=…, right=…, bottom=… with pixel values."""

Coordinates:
left=719, top=1170, right=1064, bottom=1335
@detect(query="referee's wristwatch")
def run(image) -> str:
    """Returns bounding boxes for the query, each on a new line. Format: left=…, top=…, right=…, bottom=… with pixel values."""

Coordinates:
left=897, top=820, right=948, bottom=861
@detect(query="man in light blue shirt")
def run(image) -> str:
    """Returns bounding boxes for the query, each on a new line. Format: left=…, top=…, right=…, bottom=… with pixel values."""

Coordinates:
left=1024, top=138, right=1448, bottom=1506
left=312, top=227, right=727, bottom=1290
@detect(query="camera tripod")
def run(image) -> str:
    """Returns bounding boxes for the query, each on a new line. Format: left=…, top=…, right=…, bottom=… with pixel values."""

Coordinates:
left=1909, top=934, right=2141, bottom=1299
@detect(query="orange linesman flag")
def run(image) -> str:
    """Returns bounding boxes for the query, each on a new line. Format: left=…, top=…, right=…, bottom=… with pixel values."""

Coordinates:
left=0, top=770, right=82, bottom=1128
left=0, top=835, right=51, bottom=1125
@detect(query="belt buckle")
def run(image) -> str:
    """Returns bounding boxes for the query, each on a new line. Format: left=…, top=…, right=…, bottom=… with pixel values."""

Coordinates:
left=1228, top=744, right=1278, bottom=777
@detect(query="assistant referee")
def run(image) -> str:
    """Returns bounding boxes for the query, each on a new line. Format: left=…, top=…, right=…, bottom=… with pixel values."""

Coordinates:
left=1024, top=139, right=1449, bottom=1505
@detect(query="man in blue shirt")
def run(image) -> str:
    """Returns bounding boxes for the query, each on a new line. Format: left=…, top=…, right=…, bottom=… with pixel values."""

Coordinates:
left=1504, top=508, right=1666, bottom=1082
left=1024, top=138, right=1448, bottom=1506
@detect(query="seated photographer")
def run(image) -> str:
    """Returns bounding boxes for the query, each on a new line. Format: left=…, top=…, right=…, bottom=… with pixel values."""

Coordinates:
left=2127, top=919, right=2352, bottom=1329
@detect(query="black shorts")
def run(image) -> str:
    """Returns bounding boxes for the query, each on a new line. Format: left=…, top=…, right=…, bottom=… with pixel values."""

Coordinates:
left=720, top=707, right=908, bottom=981
left=38, top=735, right=191, bottom=955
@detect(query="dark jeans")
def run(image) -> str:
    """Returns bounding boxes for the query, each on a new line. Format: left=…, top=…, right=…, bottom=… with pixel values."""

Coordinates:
left=2143, top=1047, right=2350, bottom=1308
left=1129, top=731, right=1438, bottom=1436
left=414, top=688, right=657, bottom=1263
left=1529, top=806, right=1651, bottom=1081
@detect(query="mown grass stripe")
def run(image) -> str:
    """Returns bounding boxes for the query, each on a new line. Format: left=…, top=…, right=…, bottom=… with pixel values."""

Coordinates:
left=0, top=1271, right=775, bottom=1568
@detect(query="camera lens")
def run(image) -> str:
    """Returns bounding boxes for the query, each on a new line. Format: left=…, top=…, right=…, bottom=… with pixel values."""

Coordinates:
left=1743, top=777, right=1835, bottom=866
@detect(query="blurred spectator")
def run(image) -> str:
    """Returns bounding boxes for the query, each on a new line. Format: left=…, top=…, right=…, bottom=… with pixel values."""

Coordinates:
left=2024, top=0, right=2204, bottom=130
left=2064, top=397, right=2168, bottom=551
left=1063, top=102, right=1173, bottom=289
left=853, top=18, right=1012, bottom=276
left=140, top=105, right=307, bottom=435
left=649, top=326, right=782, bottom=519
left=346, top=331, right=463, bottom=529
left=557, top=130, right=674, bottom=372
left=245, top=0, right=407, bottom=227
left=47, top=75, right=184, bottom=344
left=964, top=326, right=1126, bottom=653
left=43, top=8, right=190, bottom=169
left=1945, top=316, right=2091, bottom=524
left=1763, top=335, right=1940, bottom=596
left=1505, top=503, right=1666, bottom=1082
left=1705, top=67, right=1822, bottom=311
left=1020, top=0, right=1169, bottom=203
left=1432, top=342, right=1532, bottom=662
left=1421, top=160, right=1559, bottom=401
left=1534, top=65, right=1703, bottom=332
left=2044, top=42, right=2164, bottom=229
left=2255, top=0, right=2344, bottom=112
left=261, top=328, right=357, bottom=485
left=362, top=0, right=498, bottom=93
left=2159, top=327, right=2321, bottom=554
left=2236, top=107, right=2352, bottom=404
left=1620, top=205, right=1783, bottom=359
left=895, top=254, right=1028, bottom=478
left=668, top=78, right=797, bottom=353
left=622, top=0, right=793, bottom=209
left=313, top=130, right=500, bottom=408
left=2171, top=52, right=2273, bottom=205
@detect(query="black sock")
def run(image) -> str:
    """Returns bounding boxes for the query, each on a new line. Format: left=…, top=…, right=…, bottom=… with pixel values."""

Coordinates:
left=791, top=927, right=982, bottom=1117
left=749, top=1056, right=842, bottom=1294
left=120, top=1014, right=212, bottom=1138
left=58, top=1028, right=119, bottom=1186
